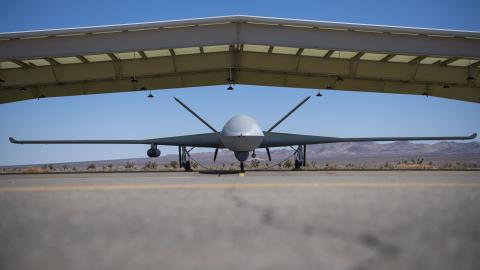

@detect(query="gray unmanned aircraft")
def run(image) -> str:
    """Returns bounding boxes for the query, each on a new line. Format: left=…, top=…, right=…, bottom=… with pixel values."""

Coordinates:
left=10, top=96, right=477, bottom=172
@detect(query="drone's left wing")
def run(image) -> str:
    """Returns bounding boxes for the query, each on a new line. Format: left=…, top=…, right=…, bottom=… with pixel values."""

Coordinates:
left=260, top=132, right=477, bottom=147
left=9, top=132, right=222, bottom=148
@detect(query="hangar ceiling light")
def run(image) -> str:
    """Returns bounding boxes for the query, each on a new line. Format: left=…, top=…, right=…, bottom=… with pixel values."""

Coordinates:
left=360, top=53, right=388, bottom=61
left=388, top=55, right=417, bottom=63
left=243, top=44, right=270, bottom=53
left=173, top=47, right=201, bottom=55
left=301, top=48, right=329, bottom=57
left=330, top=51, right=358, bottom=59
left=143, top=49, right=171, bottom=58
left=114, top=52, right=139, bottom=60
left=420, top=57, right=448, bottom=64
left=272, top=46, right=299, bottom=55
left=83, top=54, right=112, bottom=62
left=22, top=59, right=50, bottom=66
left=448, top=59, right=479, bottom=67
left=0, top=61, right=21, bottom=69
left=53, top=56, right=82, bottom=64
left=202, top=45, right=230, bottom=53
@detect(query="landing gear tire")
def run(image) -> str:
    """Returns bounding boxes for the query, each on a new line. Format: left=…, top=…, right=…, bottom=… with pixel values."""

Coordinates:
left=294, top=160, right=302, bottom=170
left=184, top=161, right=192, bottom=171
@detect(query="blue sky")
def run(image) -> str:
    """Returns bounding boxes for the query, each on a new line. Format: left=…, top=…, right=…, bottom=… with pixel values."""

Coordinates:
left=1, top=0, right=479, bottom=165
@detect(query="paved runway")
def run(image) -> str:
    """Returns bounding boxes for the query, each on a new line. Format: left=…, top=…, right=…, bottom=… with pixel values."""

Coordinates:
left=1, top=171, right=480, bottom=270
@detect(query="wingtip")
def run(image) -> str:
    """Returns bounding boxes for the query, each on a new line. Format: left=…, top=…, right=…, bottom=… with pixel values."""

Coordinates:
left=9, top=137, right=17, bottom=143
left=471, top=133, right=477, bottom=139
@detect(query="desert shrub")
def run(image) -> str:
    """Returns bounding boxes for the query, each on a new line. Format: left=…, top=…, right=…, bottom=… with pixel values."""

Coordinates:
left=283, top=160, right=292, bottom=168
left=169, top=161, right=178, bottom=169
left=87, top=164, right=96, bottom=170
left=125, top=162, right=135, bottom=169
left=144, top=161, right=158, bottom=170
left=23, top=167, right=44, bottom=173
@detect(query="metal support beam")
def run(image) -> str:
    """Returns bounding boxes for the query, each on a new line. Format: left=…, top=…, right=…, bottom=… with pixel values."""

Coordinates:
left=324, top=50, right=334, bottom=58
left=108, top=53, right=122, bottom=79
left=351, top=52, right=365, bottom=61
left=349, top=52, right=364, bottom=77
left=45, top=58, right=60, bottom=65
left=381, top=54, right=395, bottom=62
left=1, top=51, right=479, bottom=103
left=441, top=57, right=459, bottom=66
left=12, top=60, right=29, bottom=68
left=2, top=18, right=479, bottom=61
left=77, top=56, right=89, bottom=63
left=410, top=56, right=426, bottom=64
left=138, top=51, right=147, bottom=59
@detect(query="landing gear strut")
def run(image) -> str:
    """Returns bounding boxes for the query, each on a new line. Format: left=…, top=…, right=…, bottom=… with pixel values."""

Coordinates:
left=294, top=144, right=306, bottom=170
left=179, top=146, right=192, bottom=171
left=240, top=162, right=245, bottom=173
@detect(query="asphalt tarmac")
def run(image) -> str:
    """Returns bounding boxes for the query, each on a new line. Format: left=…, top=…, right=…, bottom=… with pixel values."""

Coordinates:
left=1, top=171, right=480, bottom=270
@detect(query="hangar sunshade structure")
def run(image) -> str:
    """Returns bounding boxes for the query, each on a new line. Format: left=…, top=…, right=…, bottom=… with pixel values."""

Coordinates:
left=0, top=15, right=479, bottom=104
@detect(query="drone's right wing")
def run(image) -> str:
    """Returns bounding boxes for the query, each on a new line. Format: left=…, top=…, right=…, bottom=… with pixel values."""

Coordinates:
left=9, top=132, right=222, bottom=148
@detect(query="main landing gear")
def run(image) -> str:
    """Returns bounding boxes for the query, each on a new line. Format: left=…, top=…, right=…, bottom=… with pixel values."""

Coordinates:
left=240, top=162, right=245, bottom=173
left=179, top=146, right=192, bottom=171
left=294, top=144, right=306, bottom=170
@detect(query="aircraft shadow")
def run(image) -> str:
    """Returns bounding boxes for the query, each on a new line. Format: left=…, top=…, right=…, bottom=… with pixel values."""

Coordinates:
left=199, top=170, right=242, bottom=175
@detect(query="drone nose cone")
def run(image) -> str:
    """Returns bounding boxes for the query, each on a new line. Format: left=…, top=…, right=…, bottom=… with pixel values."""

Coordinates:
left=221, top=115, right=264, bottom=152
left=221, top=115, right=263, bottom=136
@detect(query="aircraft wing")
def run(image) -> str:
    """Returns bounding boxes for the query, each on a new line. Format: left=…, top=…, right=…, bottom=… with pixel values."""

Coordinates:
left=9, top=132, right=222, bottom=148
left=260, top=132, right=477, bottom=147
